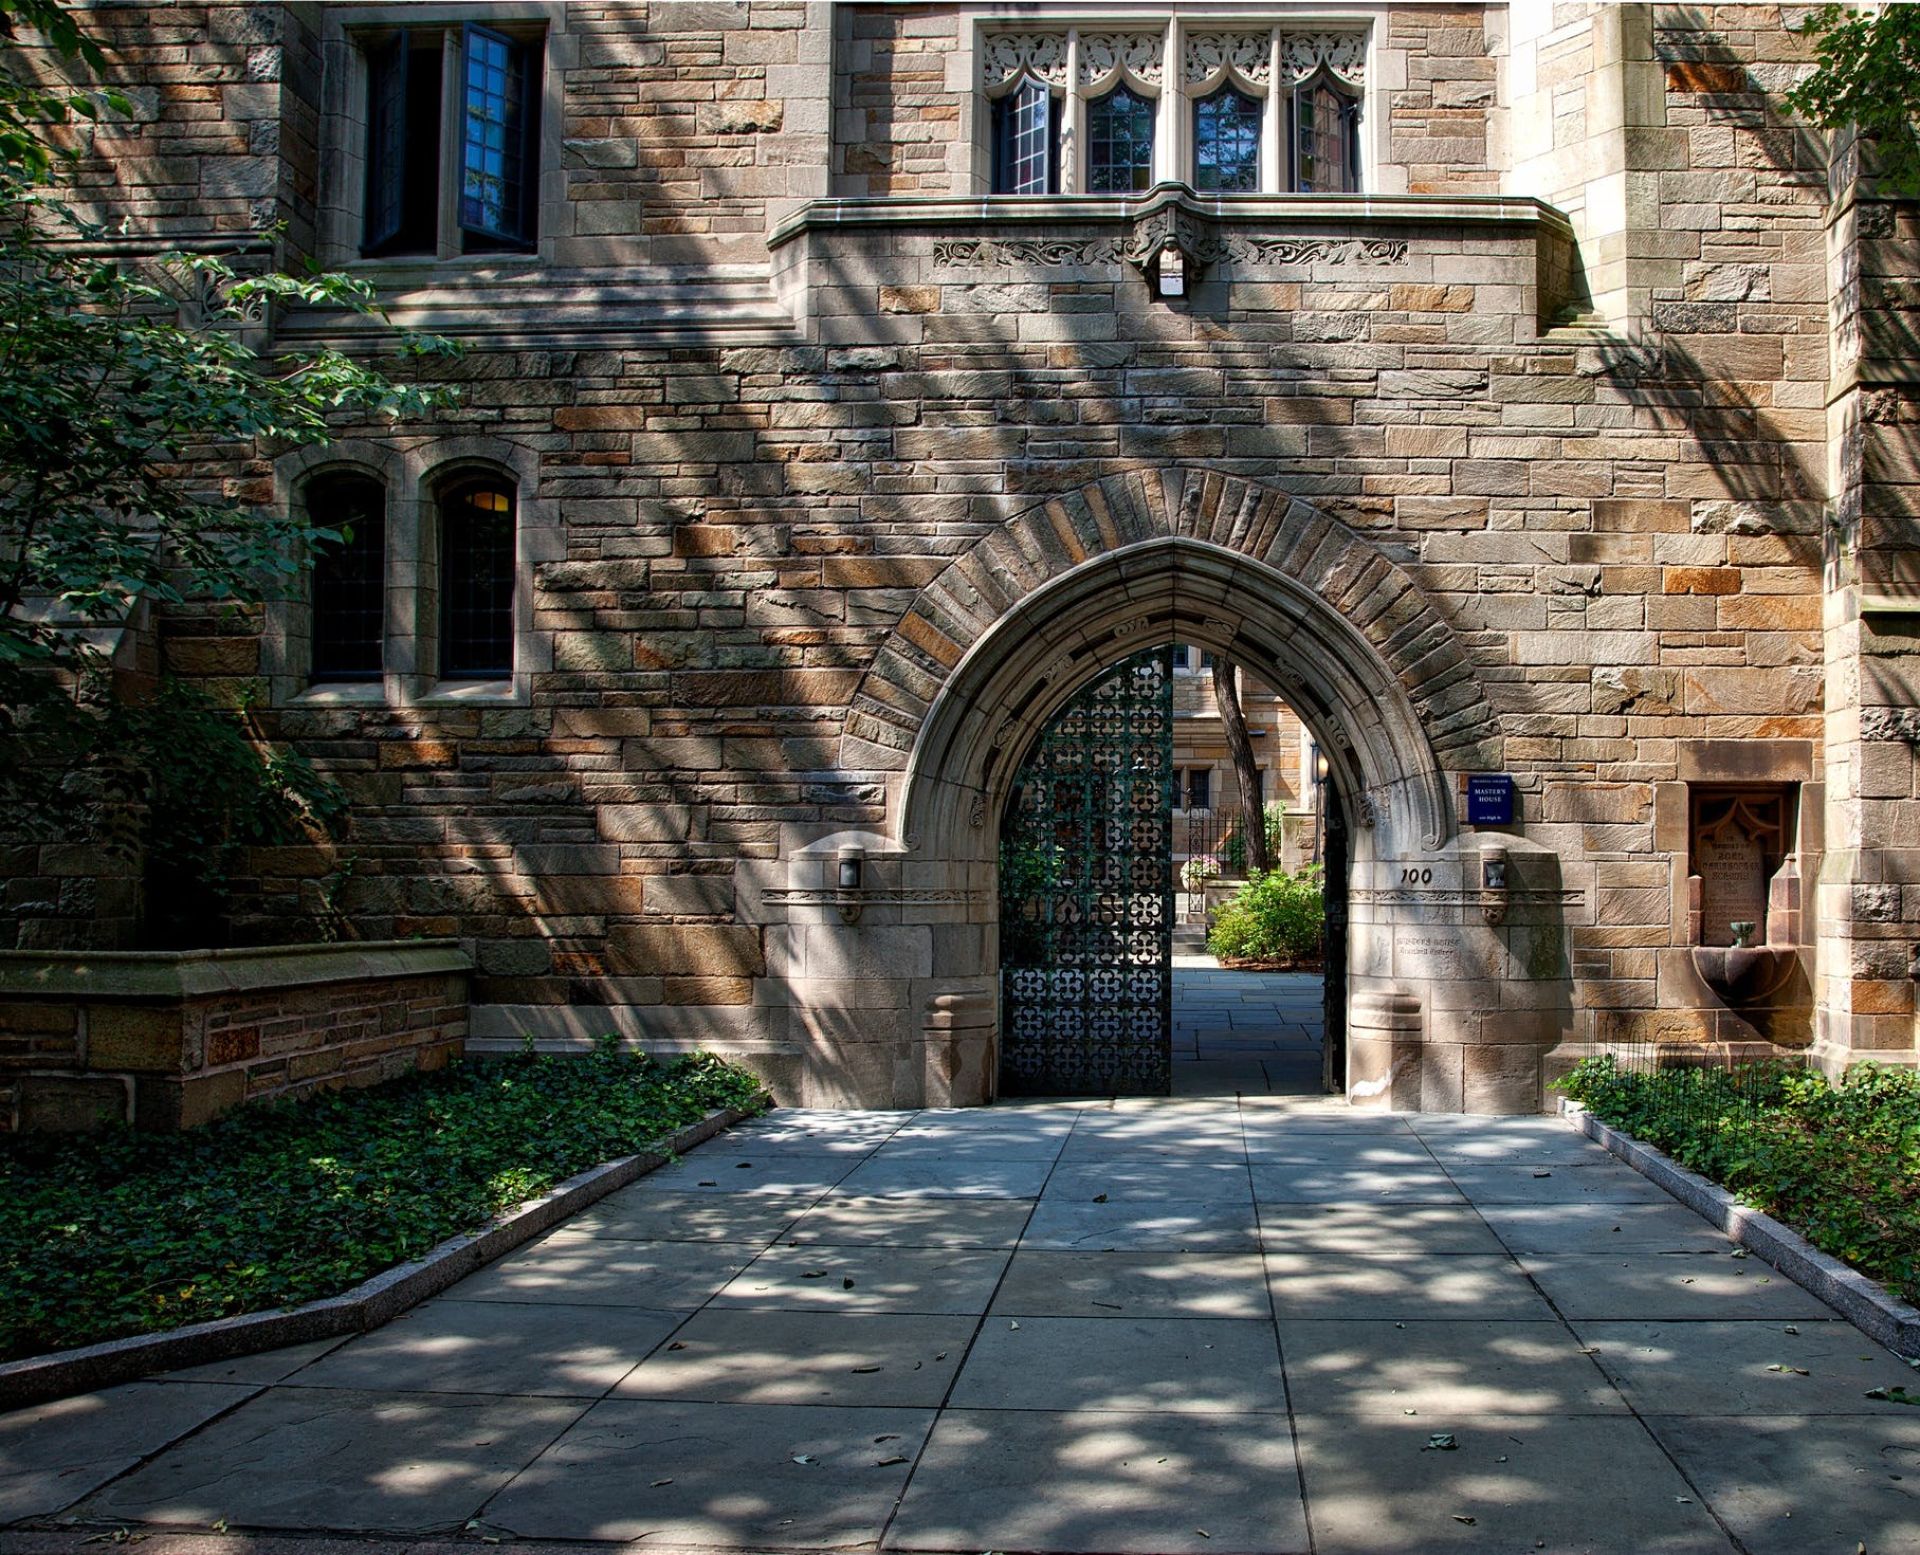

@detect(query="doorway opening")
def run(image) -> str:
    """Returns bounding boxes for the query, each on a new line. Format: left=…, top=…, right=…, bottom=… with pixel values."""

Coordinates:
left=997, top=643, right=1350, bottom=1101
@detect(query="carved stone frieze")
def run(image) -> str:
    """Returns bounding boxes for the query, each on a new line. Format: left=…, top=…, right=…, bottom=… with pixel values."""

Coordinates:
left=932, top=231, right=1410, bottom=272
left=1185, top=31, right=1273, bottom=87
left=981, top=33, right=1070, bottom=89
left=1278, top=32, right=1366, bottom=87
left=1078, top=31, right=1164, bottom=88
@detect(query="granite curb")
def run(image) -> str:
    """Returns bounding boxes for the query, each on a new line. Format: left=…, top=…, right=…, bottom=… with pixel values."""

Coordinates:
left=0, top=1101, right=763, bottom=1413
left=1560, top=1097, right=1920, bottom=1359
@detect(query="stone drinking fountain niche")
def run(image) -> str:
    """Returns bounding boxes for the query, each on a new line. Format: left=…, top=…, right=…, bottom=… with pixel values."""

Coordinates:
left=1686, top=787, right=1811, bottom=1048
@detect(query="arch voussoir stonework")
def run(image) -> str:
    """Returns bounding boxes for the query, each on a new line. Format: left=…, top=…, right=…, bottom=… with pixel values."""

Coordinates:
left=842, top=469, right=1502, bottom=787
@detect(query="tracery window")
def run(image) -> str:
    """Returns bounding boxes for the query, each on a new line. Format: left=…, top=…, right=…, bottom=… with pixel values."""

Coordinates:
left=980, top=27, right=1366, bottom=195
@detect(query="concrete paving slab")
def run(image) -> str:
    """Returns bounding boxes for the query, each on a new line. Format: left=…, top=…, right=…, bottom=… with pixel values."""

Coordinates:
left=1243, top=1139, right=1439, bottom=1167
left=563, top=1187, right=818, bottom=1244
left=1266, top=1254, right=1558, bottom=1321
left=613, top=1309, right=973, bottom=1407
left=452, top=1234, right=757, bottom=1310
left=1519, top=1253, right=1838, bottom=1321
left=480, top=1398, right=934, bottom=1547
left=1640, top=1412, right=1920, bottom=1555
left=825, top=1157, right=1054, bottom=1199
left=949, top=1315, right=1286, bottom=1413
left=862, top=1134, right=1067, bottom=1162
left=778, top=1196, right=1035, bottom=1248
left=0, top=1382, right=256, bottom=1523
left=1418, top=1133, right=1620, bottom=1168
left=1277, top=1319, right=1628, bottom=1417
left=1441, top=1162, right=1680, bottom=1205
left=158, top=1337, right=347, bottom=1387
left=287, top=1298, right=682, bottom=1397
left=710, top=1245, right=1011, bottom=1314
left=1257, top=1202, right=1510, bottom=1257
left=1477, top=1201, right=1736, bottom=1255
left=990, top=1251, right=1271, bottom=1320
left=1238, top=1108, right=1413, bottom=1133
left=1041, top=1160, right=1252, bottom=1203
left=640, top=1157, right=859, bottom=1195
left=81, top=1388, right=585, bottom=1533
left=1293, top=1412, right=1736, bottom=1554
left=1570, top=1319, right=1915, bottom=1414
left=1250, top=1164, right=1465, bottom=1202
left=884, top=1408, right=1309, bottom=1555
left=1020, top=1198, right=1263, bottom=1252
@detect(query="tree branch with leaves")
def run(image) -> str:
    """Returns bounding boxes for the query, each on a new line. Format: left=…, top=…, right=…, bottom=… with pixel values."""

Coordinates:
left=1787, top=3, right=1920, bottom=196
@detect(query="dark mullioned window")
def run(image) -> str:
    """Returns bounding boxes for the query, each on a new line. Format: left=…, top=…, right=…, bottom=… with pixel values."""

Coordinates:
left=309, top=474, right=386, bottom=682
left=1290, top=73, right=1361, bottom=193
left=362, top=24, right=540, bottom=257
left=439, top=478, right=516, bottom=679
left=1194, top=85, right=1262, bottom=193
left=1087, top=84, right=1156, bottom=193
left=992, top=76, right=1057, bottom=194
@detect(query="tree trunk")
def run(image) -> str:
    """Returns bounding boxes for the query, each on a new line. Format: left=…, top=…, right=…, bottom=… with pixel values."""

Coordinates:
left=1212, top=658, right=1269, bottom=876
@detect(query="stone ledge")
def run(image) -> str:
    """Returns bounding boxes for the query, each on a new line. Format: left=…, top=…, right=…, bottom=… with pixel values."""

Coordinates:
left=769, top=184, right=1577, bottom=248
left=1561, top=1098, right=1920, bottom=1359
left=0, top=940, right=472, bottom=1001
left=0, top=1101, right=765, bottom=1412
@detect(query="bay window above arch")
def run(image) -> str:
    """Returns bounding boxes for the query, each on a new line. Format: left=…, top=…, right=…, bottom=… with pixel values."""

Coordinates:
left=979, top=25, right=1368, bottom=196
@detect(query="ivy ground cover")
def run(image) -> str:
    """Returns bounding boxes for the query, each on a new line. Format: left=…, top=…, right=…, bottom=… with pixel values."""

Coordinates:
left=1558, top=1055, right=1920, bottom=1306
left=1, top=1050, right=766, bottom=1362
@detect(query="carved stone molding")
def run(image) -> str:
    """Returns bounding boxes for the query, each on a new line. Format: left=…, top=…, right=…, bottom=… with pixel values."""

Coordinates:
left=982, top=33, right=1069, bottom=89
left=1278, top=32, right=1366, bottom=87
left=1185, top=32, right=1272, bottom=87
left=1078, top=31, right=1164, bottom=88
left=932, top=230, right=1410, bottom=273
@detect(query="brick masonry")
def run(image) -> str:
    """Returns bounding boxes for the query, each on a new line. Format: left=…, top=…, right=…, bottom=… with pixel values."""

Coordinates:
left=4, top=3, right=1917, bottom=1112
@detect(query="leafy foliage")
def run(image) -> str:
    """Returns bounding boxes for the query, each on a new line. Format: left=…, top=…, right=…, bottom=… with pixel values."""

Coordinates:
left=1558, top=1055, right=1920, bottom=1305
left=0, top=1050, right=768, bottom=1361
left=1788, top=3, right=1920, bottom=196
left=1207, top=865, right=1325, bottom=965
left=0, top=4, right=453, bottom=902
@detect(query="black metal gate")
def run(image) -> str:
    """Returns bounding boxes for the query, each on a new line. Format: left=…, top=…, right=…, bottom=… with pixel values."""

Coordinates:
left=998, top=646, right=1175, bottom=1096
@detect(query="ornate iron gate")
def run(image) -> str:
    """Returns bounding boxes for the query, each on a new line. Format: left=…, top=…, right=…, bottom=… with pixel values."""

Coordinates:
left=997, top=646, right=1175, bottom=1096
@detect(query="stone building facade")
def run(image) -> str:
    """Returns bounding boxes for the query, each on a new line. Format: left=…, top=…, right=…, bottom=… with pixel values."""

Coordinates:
left=10, top=0, right=1920, bottom=1113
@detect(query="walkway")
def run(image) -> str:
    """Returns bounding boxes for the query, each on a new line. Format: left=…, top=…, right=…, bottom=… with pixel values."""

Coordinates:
left=6, top=1099, right=1919, bottom=1555
left=1173, top=965, right=1323, bottom=1096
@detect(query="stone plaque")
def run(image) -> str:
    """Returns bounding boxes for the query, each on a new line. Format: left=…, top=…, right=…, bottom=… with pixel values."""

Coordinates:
left=1691, top=790, right=1786, bottom=947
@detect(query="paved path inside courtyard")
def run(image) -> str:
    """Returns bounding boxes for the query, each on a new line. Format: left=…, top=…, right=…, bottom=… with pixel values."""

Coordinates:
left=7, top=1098, right=1920, bottom=1555
left=1173, top=965, right=1323, bottom=1097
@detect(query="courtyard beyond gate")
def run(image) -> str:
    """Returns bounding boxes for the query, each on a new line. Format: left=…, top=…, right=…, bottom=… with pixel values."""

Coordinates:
left=5, top=1100, right=1918, bottom=1555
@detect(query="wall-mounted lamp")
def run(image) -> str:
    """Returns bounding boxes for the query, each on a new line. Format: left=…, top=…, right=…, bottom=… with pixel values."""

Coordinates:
left=1154, top=245, right=1188, bottom=300
left=1314, top=747, right=1331, bottom=783
left=1481, top=844, right=1510, bottom=927
left=836, top=846, right=865, bottom=925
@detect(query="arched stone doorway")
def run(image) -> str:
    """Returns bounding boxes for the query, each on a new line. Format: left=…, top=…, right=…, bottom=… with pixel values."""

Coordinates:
left=801, top=471, right=1575, bottom=1114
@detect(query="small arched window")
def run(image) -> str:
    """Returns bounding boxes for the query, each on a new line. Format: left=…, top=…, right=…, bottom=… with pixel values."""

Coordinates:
left=1194, top=85, right=1262, bottom=193
left=993, top=76, right=1058, bottom=194
left=1290, top=71, right=1361, bottom=193
left=1087, top=84, right=1156, bottom=193
left=308, top=473, right=386, bottom=682
left=439, top=475, right=516, bottom=679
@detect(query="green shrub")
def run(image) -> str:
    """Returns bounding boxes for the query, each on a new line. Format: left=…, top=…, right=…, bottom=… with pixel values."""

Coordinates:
left=1207, top=865, right=1325, bottom=964
left=0, top=1049, right=766, bottom=1361
left=1558, top=1055, right=1920, bottom=1304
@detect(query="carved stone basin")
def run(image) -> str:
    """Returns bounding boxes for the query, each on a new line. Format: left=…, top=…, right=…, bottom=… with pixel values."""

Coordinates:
left=1690, top=945, right=1800, bottom=1011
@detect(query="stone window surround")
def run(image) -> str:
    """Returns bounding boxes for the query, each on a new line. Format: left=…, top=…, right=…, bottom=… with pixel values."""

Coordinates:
left=313, top=3, right=572, bottom=272
left=959, top=7, right=1392, bottom=198
left=264, top=436, right=559, bottom=709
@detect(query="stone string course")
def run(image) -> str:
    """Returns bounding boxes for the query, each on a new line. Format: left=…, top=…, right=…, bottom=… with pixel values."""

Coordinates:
left=2, top=3, right=1916, bottom=1110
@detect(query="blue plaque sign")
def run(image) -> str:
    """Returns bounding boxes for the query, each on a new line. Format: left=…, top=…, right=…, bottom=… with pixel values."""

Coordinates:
left=1466, top=774, right=1515, bottom=826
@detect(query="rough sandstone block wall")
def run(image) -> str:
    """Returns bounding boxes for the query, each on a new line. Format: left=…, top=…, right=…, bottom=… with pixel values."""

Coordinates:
left=6, top=1, right=1916, bottom=1102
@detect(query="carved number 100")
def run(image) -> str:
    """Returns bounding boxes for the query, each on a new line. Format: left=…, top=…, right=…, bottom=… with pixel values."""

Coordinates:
left=1401, top=867, right=1433, bottom=885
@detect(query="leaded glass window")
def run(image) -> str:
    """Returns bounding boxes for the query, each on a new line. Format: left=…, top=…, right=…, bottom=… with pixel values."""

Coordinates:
left=1194, top=85, right=1262, bottom=193
left=993, top=76, right=1057, bottom=194
left=309, top=475, right=386, bottom=682
left=1290, top=72, right=1360, bottom=193
left=1087, top=84, right=1156, bottom=193
left=440, top=478, right=515, bottom=679
left=460, top=23, right=535, bottom=248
